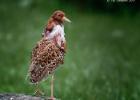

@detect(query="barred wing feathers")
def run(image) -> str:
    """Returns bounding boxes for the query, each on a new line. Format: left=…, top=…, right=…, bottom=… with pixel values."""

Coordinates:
left=29, top=38, right=64, bottom=83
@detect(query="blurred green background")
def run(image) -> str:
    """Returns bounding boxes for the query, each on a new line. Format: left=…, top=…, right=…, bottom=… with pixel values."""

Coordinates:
left=0, top=0, right=140, bottom=100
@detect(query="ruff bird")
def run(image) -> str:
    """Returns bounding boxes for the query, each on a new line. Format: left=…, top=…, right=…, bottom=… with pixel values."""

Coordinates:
left=28, top=10, right=71, bottom=100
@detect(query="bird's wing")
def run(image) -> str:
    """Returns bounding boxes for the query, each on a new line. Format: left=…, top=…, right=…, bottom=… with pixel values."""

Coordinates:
left=29, top=38, right=65, bottom=83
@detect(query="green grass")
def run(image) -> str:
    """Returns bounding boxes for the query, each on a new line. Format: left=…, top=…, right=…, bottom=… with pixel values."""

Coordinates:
left=0, top=2, right=140, bottom=100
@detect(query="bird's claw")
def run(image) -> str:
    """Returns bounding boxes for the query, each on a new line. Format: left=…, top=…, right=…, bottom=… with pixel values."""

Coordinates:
left=34, top=89, right=44, bottom=96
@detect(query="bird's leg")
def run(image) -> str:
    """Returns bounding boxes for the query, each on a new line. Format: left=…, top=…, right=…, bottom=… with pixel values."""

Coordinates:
left=48, top=74, right=56, bottom=100
left=34, top=84, right=44, bottom=96
left=51, top=75, right=54, bottom=98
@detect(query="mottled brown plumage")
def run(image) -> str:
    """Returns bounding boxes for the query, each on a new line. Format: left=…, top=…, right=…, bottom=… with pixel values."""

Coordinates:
left=28, top=10, right=71, bottom=99
left=29, top=38, right=64, bottom=83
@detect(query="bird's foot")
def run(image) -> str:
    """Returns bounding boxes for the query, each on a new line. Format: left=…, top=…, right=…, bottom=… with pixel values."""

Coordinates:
left=34, top=89, right=44, bottom=96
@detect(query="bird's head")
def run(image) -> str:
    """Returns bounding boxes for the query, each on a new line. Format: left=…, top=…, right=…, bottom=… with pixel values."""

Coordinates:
left=51, top=10, right=71, bottom=24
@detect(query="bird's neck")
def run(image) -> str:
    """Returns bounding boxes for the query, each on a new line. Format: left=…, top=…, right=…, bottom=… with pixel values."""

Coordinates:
left=44, top=19, right=64, bottom=37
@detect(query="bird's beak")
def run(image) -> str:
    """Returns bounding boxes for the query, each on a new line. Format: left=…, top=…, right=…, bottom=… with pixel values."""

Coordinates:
left=63, top=16, right=71, bottom=23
